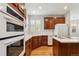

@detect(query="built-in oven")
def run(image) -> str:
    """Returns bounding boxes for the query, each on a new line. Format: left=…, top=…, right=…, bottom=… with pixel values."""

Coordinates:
left=7, top=39, right=24, bottom=56
left=7, top=22, right=23, bottom=32
left=7, top=6, right=24, bottom=21
left=6, top=5, right=24, bottom=56
left=0, top=4, right=24, bottom=56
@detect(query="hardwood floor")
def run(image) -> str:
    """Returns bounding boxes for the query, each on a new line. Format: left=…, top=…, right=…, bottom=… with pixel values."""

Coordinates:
left=30, top=46, right=53, bottom=56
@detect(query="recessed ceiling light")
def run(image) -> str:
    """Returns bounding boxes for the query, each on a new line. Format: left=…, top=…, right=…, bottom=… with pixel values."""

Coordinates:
left=64, top=6, right=68, bottom=10
left=39, top=6, right=42, bottom=10
left=32, top=10, right=36, bottom=14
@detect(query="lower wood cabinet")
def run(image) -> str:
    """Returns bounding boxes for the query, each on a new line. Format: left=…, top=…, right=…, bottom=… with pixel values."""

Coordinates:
left=38, top=36, right=42, bottom=46
left=25, top=39, right=32, bottom=56
left=32, top=36, right=39, bottom=49
left=53, top=39, right=60, bottom=56
left=53, top=39, right=79, bottom=56
left=25, top=35, right=48, bottom=56
left=41, top=36, right=48, bottom=46
left=53, top=39, right=70, bottom=56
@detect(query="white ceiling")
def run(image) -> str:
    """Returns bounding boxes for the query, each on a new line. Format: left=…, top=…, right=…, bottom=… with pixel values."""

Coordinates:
left=26, top=3, right=79, bottom=16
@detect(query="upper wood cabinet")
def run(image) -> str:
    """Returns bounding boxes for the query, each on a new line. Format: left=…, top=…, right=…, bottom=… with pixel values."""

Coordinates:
left=55, top=17, right=65, bottom=24
left=44, top=17, right=55, bottom=29
left=44, top=17, right=65, bottom=29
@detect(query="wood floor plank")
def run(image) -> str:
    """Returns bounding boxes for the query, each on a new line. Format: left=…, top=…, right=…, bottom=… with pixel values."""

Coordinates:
left=30, top=46, right=53, bottom=56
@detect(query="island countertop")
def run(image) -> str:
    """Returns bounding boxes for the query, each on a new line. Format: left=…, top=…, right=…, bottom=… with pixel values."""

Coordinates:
left=53, top=37, right=79, bottom=43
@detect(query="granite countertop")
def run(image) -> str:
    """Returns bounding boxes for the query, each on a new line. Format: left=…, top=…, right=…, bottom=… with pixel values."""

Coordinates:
left=53, top=37, right=79, bottom=43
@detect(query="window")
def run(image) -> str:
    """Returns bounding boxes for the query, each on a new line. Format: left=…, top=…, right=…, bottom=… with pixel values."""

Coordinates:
left=29, top=20, right=41, bottom=34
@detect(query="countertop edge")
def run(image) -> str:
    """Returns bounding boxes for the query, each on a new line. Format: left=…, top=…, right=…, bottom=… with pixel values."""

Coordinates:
left=53, top=37, right=79, bottom=43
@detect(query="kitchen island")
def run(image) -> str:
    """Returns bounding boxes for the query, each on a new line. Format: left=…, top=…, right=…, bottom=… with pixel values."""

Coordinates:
left=53, top=37, right=79, bottom=56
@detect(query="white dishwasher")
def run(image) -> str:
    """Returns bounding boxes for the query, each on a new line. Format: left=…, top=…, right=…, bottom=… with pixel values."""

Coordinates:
left=48, top=35, right=53, bottom=45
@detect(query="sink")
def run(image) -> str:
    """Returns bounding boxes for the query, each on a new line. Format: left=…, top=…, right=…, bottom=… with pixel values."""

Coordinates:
left=70, top=37, right=79, bottom=39
left=57, top=36, right=67, bottom=39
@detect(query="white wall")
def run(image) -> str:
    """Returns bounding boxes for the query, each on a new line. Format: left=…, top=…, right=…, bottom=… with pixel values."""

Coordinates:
left=65, top=11, right=70, bottom=37
left=0, top=4, right=7, bottom=33
left=65, top=11, right=70, bottom=26
left=69, top=6, right=79, bottom=37
left=70, top=6, right=79, bottom=20
left=0, top=12, right=6, bottom=33
left=0, top=3, right=7, bottom=11
left=0, top=45, right=6, bottom=56
left=65, top=6, right=79, bottom=37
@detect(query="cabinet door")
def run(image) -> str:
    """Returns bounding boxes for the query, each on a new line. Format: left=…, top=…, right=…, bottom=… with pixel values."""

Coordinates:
left=44, top=17, right=65, bottom=29
left=25, top=39, right=32, bottom=56
left=44, top=18, right=49, bottom=29
left=44, top=17, right=55, bottom=29
left=59, top=17, right=65, bottom=23
left=29, top=39, right=33, bottom=55
left=53, top=39, right=60, bottom=56
left=49, top=18, right=55, bottom=29
left=25, top=41, right=30, bottom=56
left=41, top=36, right=48, bottom=46
left=55, top=17, right=65, bottom=24
left=38, top=36, right=42, bottom=46
left=32, top=37, right=39, bottom=49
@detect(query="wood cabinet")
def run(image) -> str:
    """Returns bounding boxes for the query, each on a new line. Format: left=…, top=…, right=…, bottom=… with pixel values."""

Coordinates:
left=32, top=35, right=48, bottom=50
left=25, top=35, right=48, bottom=55
left=44, top=17, right=55, bottom=29
left=44, top=17, right=65, bottom=29
left=53, top=39, right=79, bottom=56
left=53, top=39, right=60, bottom=56
left=55, top=17, right=65, bottom=24
left=25, top=41, right=30, bottom=56
left=67, top=43, right=79, bottom=56
left=32, top=36, right=39, bottom=49
left=25, top=39, right=32, bottom=56
left=38, top=36, right=42, bottom=46
left=41, top=36, right=48, bottom=46
left=53, top=39, right=70, bottom=56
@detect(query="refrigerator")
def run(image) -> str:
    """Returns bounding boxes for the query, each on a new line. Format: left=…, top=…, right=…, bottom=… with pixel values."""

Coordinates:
left=54, top=24, right=68, bottom=38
